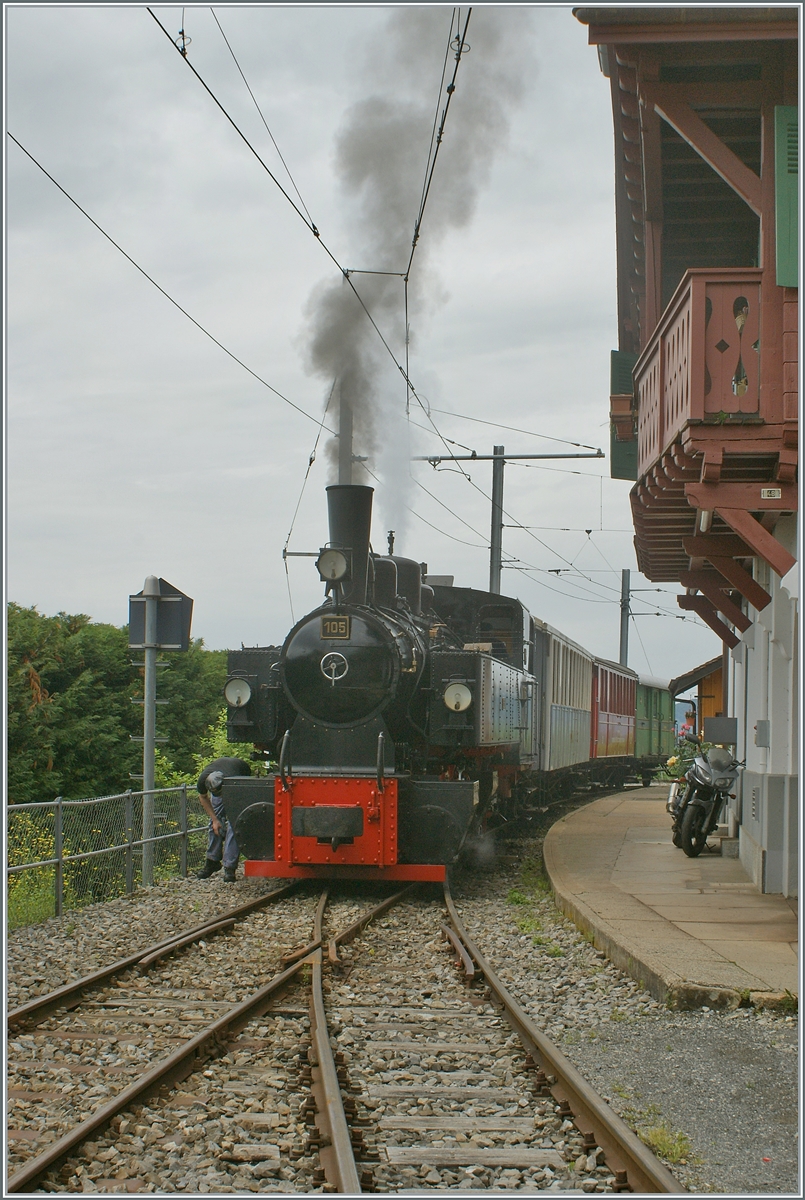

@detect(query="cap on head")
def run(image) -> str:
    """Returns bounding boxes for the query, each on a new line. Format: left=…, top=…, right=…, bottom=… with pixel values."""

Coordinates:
left=206, top=770, right=225, bottom=795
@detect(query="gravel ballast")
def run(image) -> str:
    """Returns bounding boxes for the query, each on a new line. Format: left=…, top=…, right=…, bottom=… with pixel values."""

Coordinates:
left=453, top=840, right=799, bottom=1196
left=7, top=849, right=799, bottom=1195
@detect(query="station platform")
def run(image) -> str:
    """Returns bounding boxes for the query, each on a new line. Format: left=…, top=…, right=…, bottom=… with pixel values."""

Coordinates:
left=543, top=784, right=798, bottom=1009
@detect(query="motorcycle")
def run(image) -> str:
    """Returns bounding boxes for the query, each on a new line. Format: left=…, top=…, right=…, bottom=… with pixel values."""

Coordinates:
left=666, top=734, right=742, bottom=858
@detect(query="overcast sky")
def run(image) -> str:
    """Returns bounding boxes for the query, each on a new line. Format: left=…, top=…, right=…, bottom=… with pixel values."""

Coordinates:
left=5, top=3, right=722, bottom=681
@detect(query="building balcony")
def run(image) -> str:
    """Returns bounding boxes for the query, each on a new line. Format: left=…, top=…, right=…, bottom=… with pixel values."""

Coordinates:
left=636, top=267, right=771, bottom=478
left=627, top=267, right=797, bottom=638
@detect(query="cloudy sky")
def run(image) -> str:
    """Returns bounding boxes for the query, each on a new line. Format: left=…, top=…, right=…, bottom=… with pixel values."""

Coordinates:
left=6, top=3, right=721, bottom=680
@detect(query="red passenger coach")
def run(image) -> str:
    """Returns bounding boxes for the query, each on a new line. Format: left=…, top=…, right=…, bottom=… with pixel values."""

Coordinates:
left=591, top=659, right=637, bottom=759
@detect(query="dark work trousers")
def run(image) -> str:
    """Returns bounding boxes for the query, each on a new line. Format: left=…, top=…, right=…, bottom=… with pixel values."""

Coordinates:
left=205, top=796, right=239, bottom=869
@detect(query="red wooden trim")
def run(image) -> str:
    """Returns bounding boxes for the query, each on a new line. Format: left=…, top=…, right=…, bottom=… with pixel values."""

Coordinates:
left=585, top=24, right=797, bottom=45
left=685, top=481, right=799, bottom=512
left=682, top=535, right=753, bottom=558
left=714, top=508, right=798, bottom=579
left=676, top=595, right=740, bottom=648
left=644, top=87, right=762, bottom=216
left=244, top=861, right=446, bottom=882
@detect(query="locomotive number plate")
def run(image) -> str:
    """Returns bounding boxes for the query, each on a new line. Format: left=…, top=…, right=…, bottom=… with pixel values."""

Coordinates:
left=321, top=615, right=351, bottom=640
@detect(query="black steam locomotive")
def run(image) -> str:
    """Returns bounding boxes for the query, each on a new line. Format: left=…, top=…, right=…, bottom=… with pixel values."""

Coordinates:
left=220, top=483, right=673, bottom=881
left=219, top=483, right=541, bottom=882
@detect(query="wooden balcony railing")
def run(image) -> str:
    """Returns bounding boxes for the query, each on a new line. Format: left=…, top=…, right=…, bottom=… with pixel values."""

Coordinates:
left=634, top=267, right=764, bottom=479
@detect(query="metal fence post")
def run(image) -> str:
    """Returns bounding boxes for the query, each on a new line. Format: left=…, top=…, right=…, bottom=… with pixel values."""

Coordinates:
left=54, top=797, right=64, bottom=918
left=180, top=784, right=188, bottom=878
left=125, top=790, right=134, bottom=895
left=141, top=577, right=160, bottom=887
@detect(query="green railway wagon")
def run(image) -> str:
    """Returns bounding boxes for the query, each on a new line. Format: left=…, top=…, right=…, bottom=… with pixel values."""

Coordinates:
left=636, top=676, right=675, bottom=783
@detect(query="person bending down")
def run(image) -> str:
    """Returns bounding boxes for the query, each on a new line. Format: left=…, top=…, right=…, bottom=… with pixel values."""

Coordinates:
left=195, top=756, right=251, bottom=882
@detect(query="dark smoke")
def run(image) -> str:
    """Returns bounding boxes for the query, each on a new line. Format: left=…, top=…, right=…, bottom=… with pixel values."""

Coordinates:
left=304, top=8, right=534, bottom=533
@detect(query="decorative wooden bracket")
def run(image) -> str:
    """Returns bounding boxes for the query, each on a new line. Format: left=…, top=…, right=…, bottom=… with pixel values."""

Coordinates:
left=643, top=85, right=762, bottom=216
left=677, top=594, right=740, bottom=648
left=707, top=557, right=772, bottom=612
left=678, top=572, right=752, bottom=632
left=716, top=508, right=797, bottom=580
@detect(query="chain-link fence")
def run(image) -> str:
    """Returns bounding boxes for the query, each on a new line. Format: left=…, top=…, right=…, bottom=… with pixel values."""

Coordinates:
left=7, top=788, right=210, bottom=929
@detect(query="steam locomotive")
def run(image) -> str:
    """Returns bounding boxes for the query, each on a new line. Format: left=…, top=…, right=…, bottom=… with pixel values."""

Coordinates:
left=219, top=484, right=674, bottom=882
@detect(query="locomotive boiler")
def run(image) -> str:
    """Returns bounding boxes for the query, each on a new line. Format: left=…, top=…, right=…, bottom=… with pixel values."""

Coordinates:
left=219, top=483, right=535, bottom=882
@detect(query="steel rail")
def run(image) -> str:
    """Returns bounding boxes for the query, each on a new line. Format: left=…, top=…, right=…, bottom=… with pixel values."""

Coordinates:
left=280, top=882, right=420, bottom=969
left=303, top=884, right=419, bottom=1191
left=309, top=889, right=362, bottom=1194
left=8, top=883, right=417, bottom=1195
left=7, top=945, right=317, bottom=1193
left=443, top=881, right=684, bottom=1195
left=8, top=881, right=299, bottom=1030
left=440, top=921, right=476, bottom=980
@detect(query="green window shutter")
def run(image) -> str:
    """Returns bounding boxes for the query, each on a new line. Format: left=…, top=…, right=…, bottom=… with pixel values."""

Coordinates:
left=610, top=350, right=638, bottom=396
left=775, top=107, right=798, bottom=288
left=609, top=350, right=638, bottom=480
left=610, top=423, right=637, bottom=481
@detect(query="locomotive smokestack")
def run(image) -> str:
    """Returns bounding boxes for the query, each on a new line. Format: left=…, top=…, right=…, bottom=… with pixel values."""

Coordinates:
left=327, top=484, right=373, bottom=605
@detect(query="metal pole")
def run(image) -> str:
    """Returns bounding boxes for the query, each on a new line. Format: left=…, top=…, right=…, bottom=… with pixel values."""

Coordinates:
left=619, top=569, right=630, bottom=666
left=180, top=784, right=188, bottom=878
left=490, top=445, right=505, bottom=594
left=142, top=574, right=160, bottom=886
left=338, top=387, right=353, bottom=486
left=125, top=790, right=134, bottom=895
left=54, top=797, right=63, bottom=918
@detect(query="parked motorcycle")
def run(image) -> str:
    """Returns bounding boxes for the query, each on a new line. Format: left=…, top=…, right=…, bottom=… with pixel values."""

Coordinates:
left=666, top=734, right=742, bottom=858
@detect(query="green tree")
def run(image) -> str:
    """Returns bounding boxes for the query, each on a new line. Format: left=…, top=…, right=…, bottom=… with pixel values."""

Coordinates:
left=7, top=604, right=236, bottom=803
left=7, top=604, right=140, bottom=802
left=143, top=642, right=228, bottom=776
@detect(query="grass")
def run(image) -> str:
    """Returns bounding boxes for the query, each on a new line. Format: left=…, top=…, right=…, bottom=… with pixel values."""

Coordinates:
left=614, top=1089, right=697, bottom=1167
left=7, top=869, right=60, bottom=929
left=638, top=1123, right=693, bottom=1164
left=780, top=989, right=798, bottom=1014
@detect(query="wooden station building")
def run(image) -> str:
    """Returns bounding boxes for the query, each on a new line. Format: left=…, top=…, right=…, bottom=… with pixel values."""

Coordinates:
left=575, top=7, right=799, bottom=894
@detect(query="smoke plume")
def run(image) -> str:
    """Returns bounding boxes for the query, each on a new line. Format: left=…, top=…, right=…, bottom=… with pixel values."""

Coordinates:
left=304, top=8, right=534, bottom=539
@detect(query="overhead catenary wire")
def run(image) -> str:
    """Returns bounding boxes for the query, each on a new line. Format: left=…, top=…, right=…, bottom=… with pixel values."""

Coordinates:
left=148, top=5, right=481, bottom=481
left=428, top=407, right=601, bottom=450
left=6, top=132, right=336, bottom=435
left=630, top=614, right=654, bottom=674
left=210, top=6, right=315, bottom=227
left=405, top=8, right=472, bottom=280
left=283, top=379, right=338, bottom=622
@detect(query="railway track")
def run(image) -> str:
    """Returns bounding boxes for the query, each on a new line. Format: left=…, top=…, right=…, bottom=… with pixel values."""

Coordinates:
left=8, top=882, right=683, bottom=1194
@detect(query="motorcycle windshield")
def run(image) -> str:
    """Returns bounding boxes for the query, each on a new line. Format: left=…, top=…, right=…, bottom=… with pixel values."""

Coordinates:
left=706, top=747, right=733, bottom=772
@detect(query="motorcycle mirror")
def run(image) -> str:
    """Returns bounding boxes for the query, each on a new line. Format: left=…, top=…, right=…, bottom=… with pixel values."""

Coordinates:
left=684, top=733, right=700, bottom=745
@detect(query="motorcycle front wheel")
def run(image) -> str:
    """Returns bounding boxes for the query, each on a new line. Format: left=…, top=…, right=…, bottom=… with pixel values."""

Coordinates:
left=680, top=803, right=709, bottom=857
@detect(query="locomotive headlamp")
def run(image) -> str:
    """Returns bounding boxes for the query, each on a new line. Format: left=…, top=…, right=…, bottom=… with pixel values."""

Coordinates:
left=316, top=548, right=349, bottom=582
left=444, top=682, right=472, bottom=712
left=224, top=677, right=252, bottom=708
